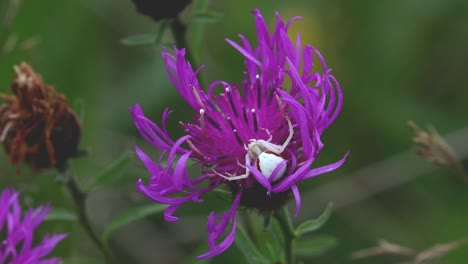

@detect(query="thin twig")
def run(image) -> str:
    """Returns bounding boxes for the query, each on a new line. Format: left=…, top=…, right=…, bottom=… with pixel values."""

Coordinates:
left=58, top=165, right=116, bottom=263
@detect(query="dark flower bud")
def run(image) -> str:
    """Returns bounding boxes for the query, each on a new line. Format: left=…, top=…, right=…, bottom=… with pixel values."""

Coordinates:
left=131, top=0, right=192, bottom=22
left=0, top=62, right=81, bottom=171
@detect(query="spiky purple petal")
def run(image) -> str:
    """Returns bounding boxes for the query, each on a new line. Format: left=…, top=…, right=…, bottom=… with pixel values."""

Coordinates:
left=0, top=189, right=66, bottom=264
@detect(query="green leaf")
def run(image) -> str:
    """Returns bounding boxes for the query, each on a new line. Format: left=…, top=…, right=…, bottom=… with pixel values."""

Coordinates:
left=264, top=243, right=278, bottom=261
left=191, top=11, right=223, bottom=23
left=120, top=34, right=156, bottom=46
left=235, top=225, right=270, bottom=264
left=295, top=202, right=333, bottom=237
left=295, top=235, right=338, bottom=257
left=213, top=188, right=232, bottom=202
left=101, top=203, right=166, bottom=243
left=44, top=208, right=77, bottom=222
left=85, top=153, right=132, bottom=192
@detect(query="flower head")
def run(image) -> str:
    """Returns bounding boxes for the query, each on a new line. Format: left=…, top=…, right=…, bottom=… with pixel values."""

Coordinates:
left=131, top=0, right=192, bottom=22
left=0, top=188, right=67, bottom=264
left=0, top=62, right=81, bottom=171
left=130, top=9, right=347, bottom=258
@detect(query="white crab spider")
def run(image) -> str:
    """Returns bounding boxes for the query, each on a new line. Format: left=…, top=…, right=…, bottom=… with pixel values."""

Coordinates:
left=216, top=117, right=294, bottom=182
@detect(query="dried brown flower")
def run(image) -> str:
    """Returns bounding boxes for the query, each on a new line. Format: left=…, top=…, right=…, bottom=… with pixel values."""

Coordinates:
left=0, top=62, right=81, bottom=171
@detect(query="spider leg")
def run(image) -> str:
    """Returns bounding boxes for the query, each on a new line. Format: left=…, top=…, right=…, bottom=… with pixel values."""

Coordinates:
left=214, top=153, right=252, bottom=181
left=256, top=117, right=294, bottom=154
left=214, top=170, right=249, bottom=181
left=236, top=159, right=246, bottom=168
left=261, top=127, right=273, bottom=142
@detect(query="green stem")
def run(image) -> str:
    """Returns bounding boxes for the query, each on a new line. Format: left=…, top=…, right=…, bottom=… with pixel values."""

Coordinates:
left=58, top=165, right=115, bottom=264
left=274, top=207, right=297, bottom=264
left=169, top=17, right=205, bottom=87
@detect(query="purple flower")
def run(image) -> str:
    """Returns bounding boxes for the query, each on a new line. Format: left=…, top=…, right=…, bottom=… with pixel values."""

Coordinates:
left=130, top=8, right=347, bottom=259
left=0, top=189, right=67, bottom=264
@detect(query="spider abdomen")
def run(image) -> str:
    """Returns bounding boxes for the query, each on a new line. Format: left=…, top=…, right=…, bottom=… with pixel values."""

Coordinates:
left=256, top=151, right=287, bottom=182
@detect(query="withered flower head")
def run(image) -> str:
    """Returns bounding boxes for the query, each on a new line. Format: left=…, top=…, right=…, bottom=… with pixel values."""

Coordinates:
left=0, top=62, right=81, bottom=171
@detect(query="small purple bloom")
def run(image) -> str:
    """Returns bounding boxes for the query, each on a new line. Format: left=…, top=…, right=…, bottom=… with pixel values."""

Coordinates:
left=130, top=8, right=347, bottom=258
left=0, top=189, right=67, bottom=264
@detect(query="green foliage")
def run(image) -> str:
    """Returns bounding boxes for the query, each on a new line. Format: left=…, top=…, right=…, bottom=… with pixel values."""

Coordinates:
left=295, top=202, right=333, bottom=237
left=213, top=188, right=233, bottom=202
left=120, top=34, right=157, bottom=47
left=295, top=235, right=338, bottom=257
left=44, top=208, right=77, bottom=222
left=101, top=203, right=166, bottom=243
left=85, top=153, right=133, bottom=192
left=191, top=11, right=223, bottom=23
left=235, top=225, right=270, bottom=264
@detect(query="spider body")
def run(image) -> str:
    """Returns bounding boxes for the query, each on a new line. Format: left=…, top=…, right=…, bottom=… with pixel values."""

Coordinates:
left=216, top=118, right=294, bottom=182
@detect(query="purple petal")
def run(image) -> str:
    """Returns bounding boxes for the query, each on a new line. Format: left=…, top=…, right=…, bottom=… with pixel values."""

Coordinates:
left=226, top=38, right=261, bottom=67
left=246, top=164, right=272, bottom=192
left=197, top=191, right=242, bottom=259
left=291, top=184, right=301, bottom=217
left=301, top=152, right=349, bottom=181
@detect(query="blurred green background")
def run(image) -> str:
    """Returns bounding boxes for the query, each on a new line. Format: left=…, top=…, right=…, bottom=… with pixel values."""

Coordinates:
left=1, top=0, right=468, bottom=263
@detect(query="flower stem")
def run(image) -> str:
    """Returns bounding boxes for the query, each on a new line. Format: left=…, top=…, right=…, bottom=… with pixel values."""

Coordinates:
left=274, top=207, right=297, bottom=264
left=57, top=165, right=115, bottom=264
left=169, top=17, right=205, bottom=86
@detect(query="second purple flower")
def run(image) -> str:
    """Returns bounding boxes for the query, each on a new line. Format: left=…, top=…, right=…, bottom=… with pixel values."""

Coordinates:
left=130, top=8, right=347, bottom=258
left=0, top=189, right=67, bottom=264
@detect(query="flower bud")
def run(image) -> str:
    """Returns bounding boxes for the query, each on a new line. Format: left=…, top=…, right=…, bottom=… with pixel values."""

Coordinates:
left=131, top=0, right=192, bottom=21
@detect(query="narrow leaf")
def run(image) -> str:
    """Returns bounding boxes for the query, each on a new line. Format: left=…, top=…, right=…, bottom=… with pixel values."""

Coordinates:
left=44, top=208, right=77, bottom=222
left=120, top=34, right=156, bottom=46
left=295, top=235, right=338, bottom=257
left=102, top=203, right=166, bottom=243
left=86, top=153, right=132, bottom=192
left=265, top=243, right=279, bottom=261
left=191, top=11, right=223, bottom=23
left=295, top=202, right=333, bottom=237
left=235, top=225, right=270, bottom=264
